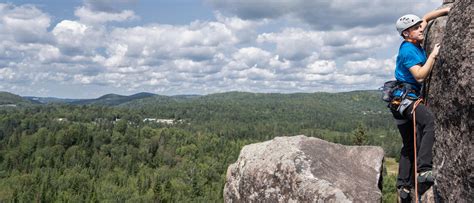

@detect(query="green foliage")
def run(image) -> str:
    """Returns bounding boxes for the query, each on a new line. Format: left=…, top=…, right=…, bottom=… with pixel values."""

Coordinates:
left=352, top=123, right=368, bottom=146
left=0, top=91, right=400, bottom=201
left=382, top=174, right=398, bottom=203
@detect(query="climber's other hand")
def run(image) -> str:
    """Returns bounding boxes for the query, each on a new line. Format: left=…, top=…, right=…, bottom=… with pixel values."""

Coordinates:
left=432, top=44, right=440, bottom=58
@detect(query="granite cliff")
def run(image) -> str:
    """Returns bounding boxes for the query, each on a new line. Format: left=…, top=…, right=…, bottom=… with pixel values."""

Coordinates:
left=423, top=0, right=473, bottom=201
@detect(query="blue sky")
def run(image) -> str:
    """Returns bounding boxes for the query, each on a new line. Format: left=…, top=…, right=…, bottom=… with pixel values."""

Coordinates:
left=0, top=0, right=440, bottom=98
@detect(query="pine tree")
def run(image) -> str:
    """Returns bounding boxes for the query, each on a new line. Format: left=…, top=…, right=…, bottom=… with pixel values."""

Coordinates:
left=352, top=123, right=368, bottom=146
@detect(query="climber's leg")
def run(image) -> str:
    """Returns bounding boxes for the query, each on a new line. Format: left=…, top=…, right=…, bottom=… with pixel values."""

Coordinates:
left=404, top=103, right=435, bottom=174
left=412, top=104, right=435, bottom=173
left=404, top=103, right=435, bottom=195
left=392, top=110, right=415, bottom=189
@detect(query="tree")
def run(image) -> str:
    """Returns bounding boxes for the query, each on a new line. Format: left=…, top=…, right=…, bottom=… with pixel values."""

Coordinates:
left=352, top=123, right=368, bottom=146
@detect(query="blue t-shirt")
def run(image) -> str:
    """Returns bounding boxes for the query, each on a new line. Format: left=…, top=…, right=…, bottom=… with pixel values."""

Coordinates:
left=395, top=41, right=426, bottom=91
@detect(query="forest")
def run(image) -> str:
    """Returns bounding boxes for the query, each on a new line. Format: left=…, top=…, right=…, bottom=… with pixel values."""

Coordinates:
left=0, top=91, right=400, bottom=202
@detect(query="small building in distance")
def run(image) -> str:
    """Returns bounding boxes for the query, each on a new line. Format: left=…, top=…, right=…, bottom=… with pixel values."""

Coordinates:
left=143, top=118, right=175, bottom=124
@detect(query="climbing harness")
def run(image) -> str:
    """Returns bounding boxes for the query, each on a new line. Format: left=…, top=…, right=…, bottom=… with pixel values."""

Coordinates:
left=381, top=80, right=399, bottom=102
left=411, top=98, right=424, bottom=203
left=381, top=81, right=419, bottom=114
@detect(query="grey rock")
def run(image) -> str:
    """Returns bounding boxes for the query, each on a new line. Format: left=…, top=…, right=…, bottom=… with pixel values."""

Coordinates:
left=223, top=135, right=384, bottom=202
left=423, top=0, right=473, bottom=202
left=420, top=187, right=435, bottom=203
left=422, top=3, right=452, bottom=58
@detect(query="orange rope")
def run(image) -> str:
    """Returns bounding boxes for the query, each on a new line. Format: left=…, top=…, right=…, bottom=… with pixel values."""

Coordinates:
left=412, top=98, right=423, bottom=202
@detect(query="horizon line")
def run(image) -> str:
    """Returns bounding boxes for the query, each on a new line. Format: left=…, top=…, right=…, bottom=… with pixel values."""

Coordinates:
left=2, top=89, right=380, bottom=100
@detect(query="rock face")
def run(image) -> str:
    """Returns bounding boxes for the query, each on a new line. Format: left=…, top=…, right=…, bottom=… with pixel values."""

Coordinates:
left=422, top=2, right=452, bottom=57
left=223, top=135, right=384, bottom=202
left=423, top=0, right=473, bottom=202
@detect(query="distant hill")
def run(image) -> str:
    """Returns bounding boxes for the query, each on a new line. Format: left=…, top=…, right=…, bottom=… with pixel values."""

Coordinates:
left=0, top=92, right=33, bottom=105
left=119, top=90, right=390, bottom=132
left=5, top=91, right=389, bottom=129
left=118, top=94, right=201, bottom=107
left=70, top=92, right=158, bottom=106
left=19, top=92, right=159, bottom=106
left=123, top=90, right=383, bottom=112
left=24, top=96, right=80, bottom=104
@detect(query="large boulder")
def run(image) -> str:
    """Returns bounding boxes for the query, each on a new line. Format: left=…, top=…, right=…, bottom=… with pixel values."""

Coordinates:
left=224, top=135, right=384, bottom=202
left=422, top=0, right=473, bottom=201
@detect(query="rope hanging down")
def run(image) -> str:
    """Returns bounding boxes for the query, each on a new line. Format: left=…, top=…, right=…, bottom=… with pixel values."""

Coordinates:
left=411, top=98, right=424, bottom=203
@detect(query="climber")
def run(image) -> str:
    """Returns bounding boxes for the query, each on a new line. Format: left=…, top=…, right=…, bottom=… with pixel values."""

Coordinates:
left=391, top=7, right=450, bottom=200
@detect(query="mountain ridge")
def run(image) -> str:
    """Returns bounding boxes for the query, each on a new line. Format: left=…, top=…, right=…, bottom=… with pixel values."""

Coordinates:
left=0, top=91, right=33, bottom=105
left=1, top=90, right=383, bottom=109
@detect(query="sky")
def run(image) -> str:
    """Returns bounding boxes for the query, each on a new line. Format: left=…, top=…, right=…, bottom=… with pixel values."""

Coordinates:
left=0, top=0, right=441, bottom=98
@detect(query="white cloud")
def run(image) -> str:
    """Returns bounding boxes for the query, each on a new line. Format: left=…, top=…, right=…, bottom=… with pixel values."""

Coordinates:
left=102, top=21, right=238, bottom=69
left=240, top=67, right=275, bottom=81
left=84, top=0, right=138, bottom=12
left=172, top=59, right=218, bottom=74
left=207, top=0, right=439, bottom=30
left=306, top=60, right=336, bottom=75
left=1, top=1, right=438, bottom=97
left=52, top=20, right=106, bottom=56
left=74, top=6, right=137, bottom=24
left=37, top=45, right=61, bottom=63
left=232, top=47, right=271, bottom=68
left=257, top=28, right=323, bottom=60
left=225, top=47, right=292, bottom=81
left=343, top=57, right=395, bottom=77
left=215, top=12, right=261, bottom=31
left=0, top=68, right=15, bottom=81
left=214, top=11, right=268, bottom=43
left=257, top=26, right=399, bottom=61
left=334, top=73, right=374, bottom=85
left=0, top=3, right=51, bottom=43
left=53, top=20, right=87, bottom=44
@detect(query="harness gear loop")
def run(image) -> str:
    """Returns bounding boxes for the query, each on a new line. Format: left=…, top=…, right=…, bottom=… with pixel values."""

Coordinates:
left=411, top=98, right=424, bottom=203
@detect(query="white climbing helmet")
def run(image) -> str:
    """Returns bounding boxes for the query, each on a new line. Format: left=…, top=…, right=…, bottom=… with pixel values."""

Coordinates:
left=396, top=14, right=423, bottom=35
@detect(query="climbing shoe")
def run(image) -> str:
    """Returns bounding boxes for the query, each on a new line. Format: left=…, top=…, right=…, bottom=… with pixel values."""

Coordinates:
left=418, top=170, right=434, bottom=183
left=398, top=187, right=411, bottom=202
left=418, top=170, right=434, bottom=195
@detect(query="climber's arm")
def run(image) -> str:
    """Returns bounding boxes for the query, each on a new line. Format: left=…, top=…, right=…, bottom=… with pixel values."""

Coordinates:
left=420, top=7, right=450, bottom=30
left=409, top=56, right=436, bottom=83
left=409, top=44, right=440, bottom=82
left=412, top=8, right=449, bottom=82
